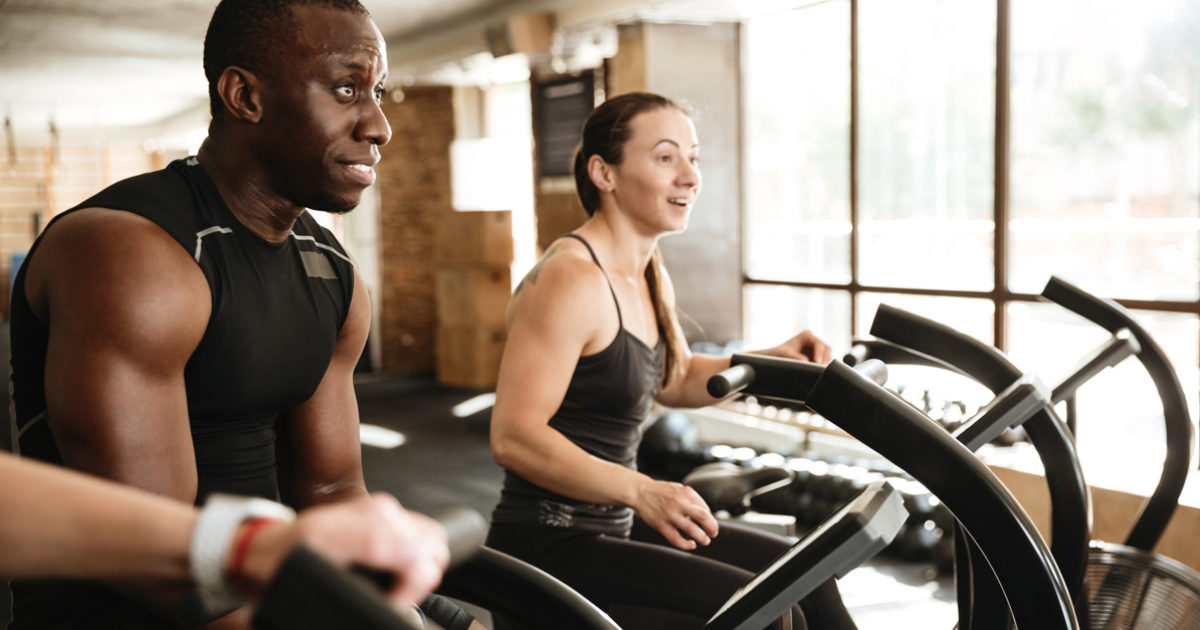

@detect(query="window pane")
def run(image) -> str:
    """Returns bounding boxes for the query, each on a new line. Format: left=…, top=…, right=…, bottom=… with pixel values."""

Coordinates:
left=1006, top=302, right=1199, bottom=489
left=742, top=284, right=852, bottom=353
left=858, top=0, right=996, bottom=290
left=1008, top=0, right=1200, bottom=300
left=855, top=292, right=995, bottom=345
left=743, top=1, right=851, bottom=284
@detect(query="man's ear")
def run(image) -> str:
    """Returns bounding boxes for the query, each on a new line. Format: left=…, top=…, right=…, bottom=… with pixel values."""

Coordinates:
left=587, top=154, right=615, bottom=193
left=216, top=66, right=264, bottom=124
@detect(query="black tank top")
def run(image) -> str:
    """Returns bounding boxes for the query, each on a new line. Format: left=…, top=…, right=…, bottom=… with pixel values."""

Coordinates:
left=7, top=157, right=355, bottom=629
left=491, top=234, right=663, bottom=537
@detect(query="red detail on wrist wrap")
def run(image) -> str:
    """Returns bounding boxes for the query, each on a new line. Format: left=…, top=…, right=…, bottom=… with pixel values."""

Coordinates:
left=228, top=517, right=278, bottom=583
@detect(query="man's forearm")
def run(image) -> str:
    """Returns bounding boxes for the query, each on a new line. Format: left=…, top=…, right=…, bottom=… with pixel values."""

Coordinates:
left=286, top=477, right=370, bottom=509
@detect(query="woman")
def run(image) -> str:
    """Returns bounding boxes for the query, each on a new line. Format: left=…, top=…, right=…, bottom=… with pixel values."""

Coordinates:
left=487, top=92, right=855, bottom=629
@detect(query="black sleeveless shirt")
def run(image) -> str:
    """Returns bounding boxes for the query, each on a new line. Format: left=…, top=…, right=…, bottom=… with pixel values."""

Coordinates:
left=7, top=157, right=355, bottom=629
left=491, top=234, right=663, bottom=537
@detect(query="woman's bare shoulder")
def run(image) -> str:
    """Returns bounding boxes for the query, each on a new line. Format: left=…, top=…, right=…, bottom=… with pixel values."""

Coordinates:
left=515, top=237, right=606, bottom=298
left=509, top=237, right=610, bottom=327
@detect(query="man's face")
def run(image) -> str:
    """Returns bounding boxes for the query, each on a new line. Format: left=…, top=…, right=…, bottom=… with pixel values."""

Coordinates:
left=259, top=5, right=390, bottom=213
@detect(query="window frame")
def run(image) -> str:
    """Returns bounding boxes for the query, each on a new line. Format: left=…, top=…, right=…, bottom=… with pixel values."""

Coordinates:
left=739, top=0, right=1200, bottom=355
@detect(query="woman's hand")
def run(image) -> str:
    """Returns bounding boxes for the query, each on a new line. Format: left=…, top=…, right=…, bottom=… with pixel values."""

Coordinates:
left=632, top=478, right=720, bottom=551
left=755, top=330, right=832, bottom=364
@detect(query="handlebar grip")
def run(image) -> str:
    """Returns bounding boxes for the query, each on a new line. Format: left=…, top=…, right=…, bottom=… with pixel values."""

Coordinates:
left=1041, top=275, right=1193, bottom=551
left=853, top=358, right=888, bottom=387
left=353, top=507, right=487, bottom=592
left=708, top=363, right=756, bottom=398
left=256, top=546, right=424, bottom=630
left=1041, top=276, right=1128, bottom=334
left=843, top=344, right=870, bottom=367
left=707, top=355, right=882, bottom=401
left=441, top=507, right=489, bottom=569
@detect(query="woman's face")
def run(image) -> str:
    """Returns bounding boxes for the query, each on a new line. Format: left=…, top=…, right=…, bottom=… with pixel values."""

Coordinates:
left=608, top=107, right=701, bottom=235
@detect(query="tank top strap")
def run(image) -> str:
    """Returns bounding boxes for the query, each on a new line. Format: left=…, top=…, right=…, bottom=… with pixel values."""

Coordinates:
left=560, top=233, right=624, bottom=327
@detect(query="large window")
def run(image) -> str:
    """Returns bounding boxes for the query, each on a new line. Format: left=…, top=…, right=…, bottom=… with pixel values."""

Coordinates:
left=858, top=0, right=996, bottom=291
left=742, top=0, right=1200, bottom=463
left=743, top=1, right=851, bottom=286
left=1007, top=0, right=1200, bottom=301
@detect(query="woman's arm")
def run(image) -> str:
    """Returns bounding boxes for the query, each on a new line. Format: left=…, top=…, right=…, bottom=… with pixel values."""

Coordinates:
left=655, top=268, right=832, bottom=409
left=0, top=452, right=196, bottom=583
left=0, top=453, right=447, bottom=609
left=490, top=250, right=718, bottom=550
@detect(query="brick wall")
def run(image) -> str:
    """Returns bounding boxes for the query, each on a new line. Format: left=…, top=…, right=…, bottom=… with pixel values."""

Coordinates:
left=377, top=86, right=455, bottom=374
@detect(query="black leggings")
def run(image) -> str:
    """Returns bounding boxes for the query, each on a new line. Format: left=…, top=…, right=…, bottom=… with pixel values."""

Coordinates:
left=486, top=519, right=857, bottom=630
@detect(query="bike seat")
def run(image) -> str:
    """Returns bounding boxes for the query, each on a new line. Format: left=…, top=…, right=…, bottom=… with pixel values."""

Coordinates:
left=684, top=462, right=795, bottom=513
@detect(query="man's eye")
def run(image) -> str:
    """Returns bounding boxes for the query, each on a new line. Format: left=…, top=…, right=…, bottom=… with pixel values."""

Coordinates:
left=336, top=85, right=355, bottom=97
left=374, top=87, right=386, bottom=102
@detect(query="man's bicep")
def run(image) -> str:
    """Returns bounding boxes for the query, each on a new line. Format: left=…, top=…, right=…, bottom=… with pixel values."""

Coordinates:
left=37, top=210, right=210, bottom=500
left=44, top=332, right=200, bottom=498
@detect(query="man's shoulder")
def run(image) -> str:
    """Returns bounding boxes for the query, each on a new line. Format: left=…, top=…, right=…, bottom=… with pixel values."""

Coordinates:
left=38, top=208, right=201, bottom=274
left=66, top=159, right=220, bottom=247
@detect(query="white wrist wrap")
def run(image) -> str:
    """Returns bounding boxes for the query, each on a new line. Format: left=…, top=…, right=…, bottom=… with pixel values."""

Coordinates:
left=189, top=493, right=296, bottom=615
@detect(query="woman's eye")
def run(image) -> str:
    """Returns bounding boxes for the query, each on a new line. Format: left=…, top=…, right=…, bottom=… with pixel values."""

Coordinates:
left=657, top=154, right=673, bottom=163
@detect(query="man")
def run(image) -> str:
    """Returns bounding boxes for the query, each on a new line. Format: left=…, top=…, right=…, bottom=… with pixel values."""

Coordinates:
left=8, top=1, right=473, bottom=627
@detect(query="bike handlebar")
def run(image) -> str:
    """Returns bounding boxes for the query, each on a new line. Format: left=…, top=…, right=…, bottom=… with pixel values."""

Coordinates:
left=707, top=355, right=886, bottom=400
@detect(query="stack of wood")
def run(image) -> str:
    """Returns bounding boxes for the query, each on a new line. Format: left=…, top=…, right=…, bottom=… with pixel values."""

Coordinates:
left=434, top=210, right=513, bottom=389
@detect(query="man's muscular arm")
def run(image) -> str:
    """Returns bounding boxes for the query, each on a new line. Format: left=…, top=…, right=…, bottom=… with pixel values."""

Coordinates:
left=25, top=208, right=225, bottom=625
left=275, top=266, right=372, bottom=508
left=29, top=208, right=209, bottom=501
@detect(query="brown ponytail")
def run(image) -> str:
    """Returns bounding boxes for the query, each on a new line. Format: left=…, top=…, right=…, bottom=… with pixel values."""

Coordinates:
left=572, top=92, right=691, bottom=390
left=647, top=247, right=688, bottom=389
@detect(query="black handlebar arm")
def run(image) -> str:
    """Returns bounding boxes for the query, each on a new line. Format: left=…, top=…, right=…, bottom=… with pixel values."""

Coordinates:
left=1050, top=328, right=1140, bottom=405
left=844, top=337, right=957, bottom=371
left=868, top=304, right=1091, bottom=615
left=707, top=354, right=886, bottom=400
left=254, top=546, right=424, bottom=630
left=1041, top=276, right=1194, bottom=550
left=870, top=304, right=1020, bottom=392
left=805, top=361, right=1079, bottom=630
left=438, top=546, right=622, bottom=630
left=953, top=373, right=1054, bottom=452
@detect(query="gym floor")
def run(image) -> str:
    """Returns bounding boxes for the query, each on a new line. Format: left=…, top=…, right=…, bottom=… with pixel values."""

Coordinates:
left=0, top=358, right=955, bottom=627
